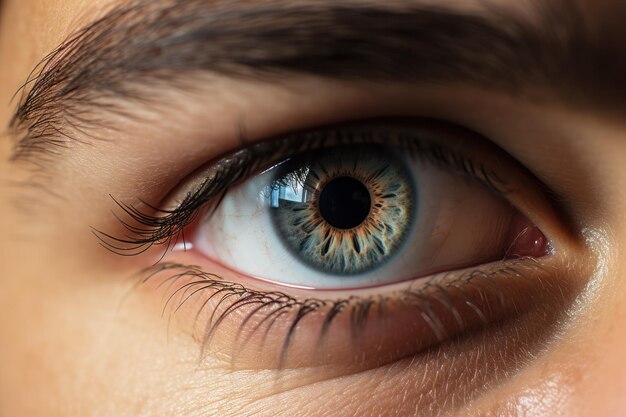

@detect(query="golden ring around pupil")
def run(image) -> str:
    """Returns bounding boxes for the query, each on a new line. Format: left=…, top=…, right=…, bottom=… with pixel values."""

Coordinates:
left=270, top=145, right=414, bottom=275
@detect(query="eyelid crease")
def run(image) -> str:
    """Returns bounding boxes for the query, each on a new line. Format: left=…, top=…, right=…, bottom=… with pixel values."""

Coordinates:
left=93, top=120, right=513, bottom=258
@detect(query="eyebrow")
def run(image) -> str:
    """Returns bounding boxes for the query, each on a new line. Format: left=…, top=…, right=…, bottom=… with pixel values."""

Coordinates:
left=8, top=0, right=626, bottom=162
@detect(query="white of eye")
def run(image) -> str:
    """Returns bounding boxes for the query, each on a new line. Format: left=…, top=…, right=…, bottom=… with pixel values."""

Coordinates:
left=191, top=143, right=519, bottom=290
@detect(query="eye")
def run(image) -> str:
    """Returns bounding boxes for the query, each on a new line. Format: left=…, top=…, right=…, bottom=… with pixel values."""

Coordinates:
left=99, top=119, right=562, bottom=370
left=193, top=128, right=547, bottom=289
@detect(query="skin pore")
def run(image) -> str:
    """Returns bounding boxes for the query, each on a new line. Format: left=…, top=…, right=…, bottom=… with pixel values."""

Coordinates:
left=1, top=0, right=626, bottom=416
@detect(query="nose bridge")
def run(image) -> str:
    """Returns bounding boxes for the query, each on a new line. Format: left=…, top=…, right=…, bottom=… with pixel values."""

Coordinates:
left=563, top=247, right=626, bottom=417
left=580, top=306, right=626, bottom=416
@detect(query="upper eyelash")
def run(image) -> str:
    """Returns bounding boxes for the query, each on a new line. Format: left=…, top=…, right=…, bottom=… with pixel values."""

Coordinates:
left=93, top=121, right=509, bottom=257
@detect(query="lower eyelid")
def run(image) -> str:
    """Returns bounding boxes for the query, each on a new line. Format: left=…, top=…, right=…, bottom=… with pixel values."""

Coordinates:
left=138, top=254, right=573, bottom=371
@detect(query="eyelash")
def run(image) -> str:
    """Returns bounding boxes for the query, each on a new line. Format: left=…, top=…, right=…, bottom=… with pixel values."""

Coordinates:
left=143, top=260, right=546, bottom=369
left=96, top=120, right=544, bottom=367
left=94, top=121, right=510, bottom=257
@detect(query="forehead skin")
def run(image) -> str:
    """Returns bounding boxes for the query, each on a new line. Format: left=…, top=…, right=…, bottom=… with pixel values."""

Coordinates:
left=1, top=0, right=626, bottom=416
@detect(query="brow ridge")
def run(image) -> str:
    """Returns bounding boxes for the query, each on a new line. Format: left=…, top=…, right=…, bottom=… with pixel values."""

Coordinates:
left=8, top=0, right=625, bottom=163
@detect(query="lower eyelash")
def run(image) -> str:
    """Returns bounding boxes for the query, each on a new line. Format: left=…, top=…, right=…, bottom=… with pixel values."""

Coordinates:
left=141, top=259, right=550, bottom=370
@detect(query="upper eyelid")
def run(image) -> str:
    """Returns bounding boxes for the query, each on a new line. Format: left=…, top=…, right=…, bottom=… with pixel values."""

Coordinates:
left=93, top=120, right=530, bottom=257
left=171, top=120, right=515, bottom=206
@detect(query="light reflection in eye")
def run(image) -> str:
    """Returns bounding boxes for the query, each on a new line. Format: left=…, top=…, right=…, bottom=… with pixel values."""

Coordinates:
left=269, top=166, right=309, bottom=205
left=191, top=127, right=543, bottom=289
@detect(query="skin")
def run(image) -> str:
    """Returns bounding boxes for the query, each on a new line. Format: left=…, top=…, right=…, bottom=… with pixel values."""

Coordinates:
left=1, top=0, right=626, bottom=416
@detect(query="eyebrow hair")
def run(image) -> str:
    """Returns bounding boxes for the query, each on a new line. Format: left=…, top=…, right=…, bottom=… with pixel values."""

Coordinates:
left=8, top=0, right=626, bottom=162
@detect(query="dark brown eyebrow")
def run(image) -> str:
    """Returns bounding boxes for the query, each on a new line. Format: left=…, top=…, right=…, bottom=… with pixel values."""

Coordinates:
left=7, top=0, right=626, bottom=163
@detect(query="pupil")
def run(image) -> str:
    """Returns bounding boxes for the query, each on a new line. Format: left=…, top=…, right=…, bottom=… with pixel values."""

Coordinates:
left=318, top=176, right=371, bottom=229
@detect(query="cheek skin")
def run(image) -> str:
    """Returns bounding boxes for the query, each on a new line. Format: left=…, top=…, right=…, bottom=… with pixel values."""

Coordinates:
left=0, top=244, right=587, bottom=417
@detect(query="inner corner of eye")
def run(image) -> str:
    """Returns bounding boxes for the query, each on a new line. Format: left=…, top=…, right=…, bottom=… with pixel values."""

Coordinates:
left=503, top=211, right=549, bottom=260
left=180, top=139, right=549, bottom=291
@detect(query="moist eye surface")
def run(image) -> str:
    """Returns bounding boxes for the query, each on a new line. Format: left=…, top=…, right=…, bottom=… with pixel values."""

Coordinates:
left=187, top=123, right=544, bottom=290
left=269, top=145, right=414, bottom=275
left=92, top=120, right=555, bottom=293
